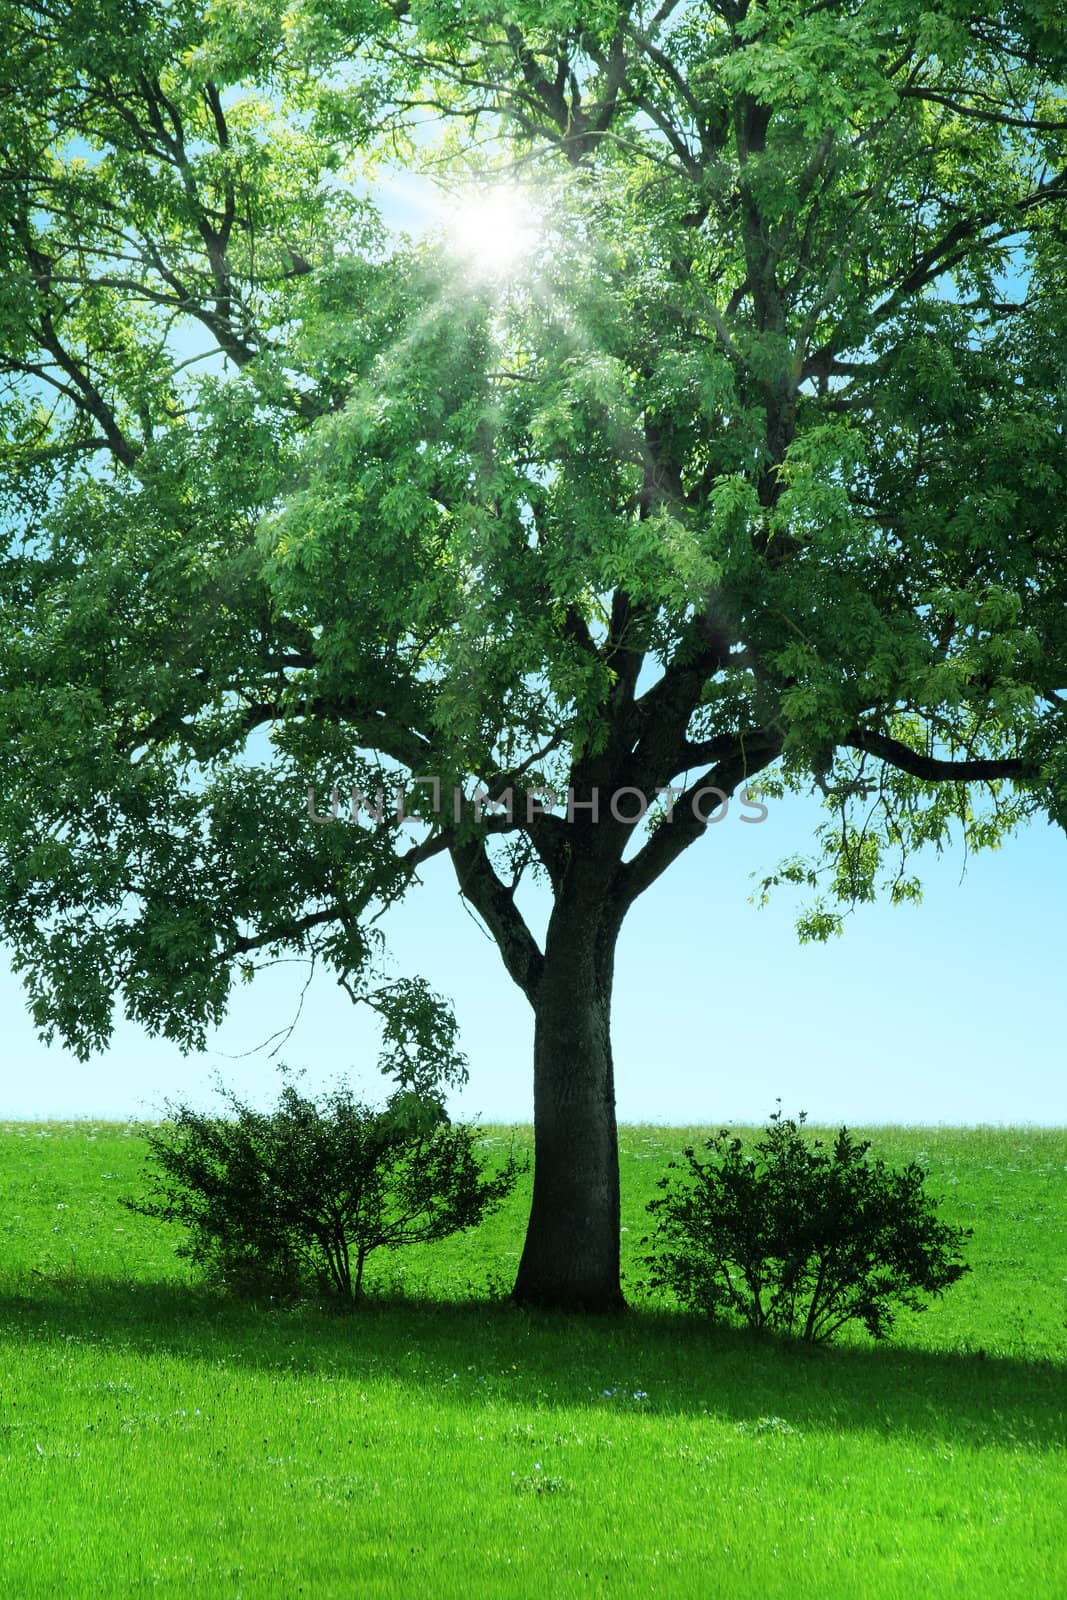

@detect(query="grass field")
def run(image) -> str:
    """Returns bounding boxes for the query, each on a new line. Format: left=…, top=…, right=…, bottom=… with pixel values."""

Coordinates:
left=0, top=1120, right=1063, bottom=1597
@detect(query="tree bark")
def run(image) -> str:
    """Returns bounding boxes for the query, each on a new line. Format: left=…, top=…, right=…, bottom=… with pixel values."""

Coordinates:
left=512, top=869, right=625, bottom=1311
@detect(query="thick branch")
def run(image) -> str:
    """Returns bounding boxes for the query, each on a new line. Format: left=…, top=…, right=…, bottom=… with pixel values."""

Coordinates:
left=898, top=87, right=1067, bottom=133
left=449, top=838, right=545, bottom=1005
left=676, top=729, right=782, bottom=774
left=618, top=737, right=783, bottom=911
left=630, top=611, right=736, bottom=778
left=226, top=906, right=339, bottom=957
left=844, top=729, right=1035, bottom=783
left=129, top=694, right=436, bottom=773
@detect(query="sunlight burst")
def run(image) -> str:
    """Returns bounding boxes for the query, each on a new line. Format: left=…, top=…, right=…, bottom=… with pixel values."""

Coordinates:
left=442, top=185, right=538, bottom=279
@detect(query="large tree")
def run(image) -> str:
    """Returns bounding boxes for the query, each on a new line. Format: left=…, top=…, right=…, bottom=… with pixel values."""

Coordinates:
left=1, top=0, right=1065, bottom=1308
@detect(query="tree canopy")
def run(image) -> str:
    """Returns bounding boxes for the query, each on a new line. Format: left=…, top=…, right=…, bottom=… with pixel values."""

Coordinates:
left=2, top=0, right=1065, bottom=1306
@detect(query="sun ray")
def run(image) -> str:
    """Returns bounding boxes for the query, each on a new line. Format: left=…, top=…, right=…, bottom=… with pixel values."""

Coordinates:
left=441, top=184, right=538, bottom=279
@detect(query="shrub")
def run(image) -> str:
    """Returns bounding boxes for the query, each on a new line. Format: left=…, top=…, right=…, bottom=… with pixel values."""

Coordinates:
left=123, top=1076, right=522, bottom=1301
left=642, top=1108, right=971, bottom=1343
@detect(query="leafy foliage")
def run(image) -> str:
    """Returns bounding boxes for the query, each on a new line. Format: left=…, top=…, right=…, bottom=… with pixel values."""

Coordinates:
left=2, top=0, right=1065, bottom=1057
left=123, top=1076, right=523, bottom=1301
left=642, top=1109, right=972, bottom=1343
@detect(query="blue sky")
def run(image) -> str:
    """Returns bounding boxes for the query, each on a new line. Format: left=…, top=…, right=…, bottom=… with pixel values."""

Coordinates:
left=4, top=791, right=1064, bottom=1125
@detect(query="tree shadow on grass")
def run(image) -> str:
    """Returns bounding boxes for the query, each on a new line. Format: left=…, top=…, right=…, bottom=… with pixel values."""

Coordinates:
left=0, top=1274, right=1062, bottom=1450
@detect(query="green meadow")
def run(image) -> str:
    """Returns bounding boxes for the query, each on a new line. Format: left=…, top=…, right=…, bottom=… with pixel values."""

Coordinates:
left=0, top=1121, right=1063, bottom=1598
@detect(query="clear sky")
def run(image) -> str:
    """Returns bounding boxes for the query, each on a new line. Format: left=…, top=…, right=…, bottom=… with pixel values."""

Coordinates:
left=4, top=162, right=1064, bottom=1128
left=4, top=792, right=1064, bottom=1126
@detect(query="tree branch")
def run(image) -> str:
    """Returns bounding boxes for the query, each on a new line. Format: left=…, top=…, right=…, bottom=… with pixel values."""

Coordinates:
left=843, top=729, right=1035, bottom=783
left=898, top=87, right=1067, bottom=133
left=676, top=729, right=781, bottom=773
left=226, top=906, right=340, bottom=957
left=618, top=736, right=783, bottom=911
left=448, top=837, right=545, bottom=1005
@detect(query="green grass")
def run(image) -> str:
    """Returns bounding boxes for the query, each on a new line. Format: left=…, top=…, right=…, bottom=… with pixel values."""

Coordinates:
left=0, top=1121, right=1064, bottom=1597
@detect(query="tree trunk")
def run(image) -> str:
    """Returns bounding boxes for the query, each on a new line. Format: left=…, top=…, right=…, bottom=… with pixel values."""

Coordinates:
left=512, top=880, right=624, bottom=1311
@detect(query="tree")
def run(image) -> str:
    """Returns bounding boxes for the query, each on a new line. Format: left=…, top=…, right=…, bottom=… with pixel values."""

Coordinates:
left=1, top=0, right=1065, bottom=1309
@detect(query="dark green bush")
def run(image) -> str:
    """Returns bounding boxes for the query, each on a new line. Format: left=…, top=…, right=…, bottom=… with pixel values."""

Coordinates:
left=642, top=1108, right=971, bottom=1343
left=123, top=1076, right=522, bottom=1301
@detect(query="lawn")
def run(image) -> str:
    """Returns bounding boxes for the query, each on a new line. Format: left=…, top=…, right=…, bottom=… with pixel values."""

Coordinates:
left=0, top=1121, right=1063, bottom=1597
